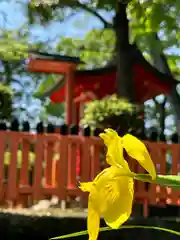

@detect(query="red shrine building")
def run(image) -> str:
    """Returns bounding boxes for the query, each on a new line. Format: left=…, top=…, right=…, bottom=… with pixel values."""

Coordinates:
left=27, top=50, right=177, bottom=125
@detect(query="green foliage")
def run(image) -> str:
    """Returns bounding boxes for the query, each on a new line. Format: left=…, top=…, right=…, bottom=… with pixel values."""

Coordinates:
left=128, top=0, right=179, bottom=46
left=33, top=74, right=65, bottom=118
left=45, top=102, right=65, bottom=118
left=56, top=29, right=115, bottom=69
left=33, top=74, right=64, bottom=99
left=0, top=84, right=13, bottom=119
left=56, top=27, right=179, bottom=76
left=0, top=28, right=28, bottom=61
left=81, top=94, right=142, bottom=134
left=28, top=0, right=180, bottom=75
left=135, top=174, right=180, bottom=190
left=128, top=0, right=180, bottom=75
left=0, top=84, right=12, bottom=96
left=28, top=0, right=180, bottom=130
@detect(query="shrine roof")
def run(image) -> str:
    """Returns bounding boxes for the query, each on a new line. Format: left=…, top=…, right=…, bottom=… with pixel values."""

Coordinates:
left=29, top=50, right=84, bottom=64
left=29, top=48, right=179, bottom=103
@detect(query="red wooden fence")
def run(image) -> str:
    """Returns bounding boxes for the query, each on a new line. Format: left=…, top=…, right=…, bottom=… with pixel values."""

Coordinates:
left=0, top=130, right=180, bottom=214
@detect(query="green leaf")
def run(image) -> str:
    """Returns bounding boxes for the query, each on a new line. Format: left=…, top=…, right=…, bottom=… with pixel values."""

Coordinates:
left=49, top=225, right=180, bottom=240
left=33, top=74, right=64, bottom=99
left=135, top=174, right=180, bottom=189
left=45, top=102, right=64, bottom=117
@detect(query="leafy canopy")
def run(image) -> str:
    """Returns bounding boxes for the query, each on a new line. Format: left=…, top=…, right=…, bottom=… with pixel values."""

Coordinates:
left=56, top=29, right=115, bottom=69
left=29, top=0, right=180, bottom=75
left=0, top=28, right=29, bottom=61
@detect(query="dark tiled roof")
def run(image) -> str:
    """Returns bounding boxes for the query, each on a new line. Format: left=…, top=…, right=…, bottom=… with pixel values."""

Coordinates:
left=29, top=50, right=84, bottom=64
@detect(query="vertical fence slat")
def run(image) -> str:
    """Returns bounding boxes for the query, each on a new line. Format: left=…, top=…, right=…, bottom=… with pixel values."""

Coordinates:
left=157, top=144, right=167, bottom=204
left=7, top=134, right=19, bottom=200
left=56, top=136, right=68, bottom=200
left=80, top=138, right=91, bottom=207
left=148, top=142, right=160, bottom=205
left=18, top=136, right=32, bottom=207
left=67, top=139, right=78, bottom=189
left=19, top=137, right=30, bottom=186
left=81, top=138, right=91, bottom=182
left=90, top=138, right=101, bottom=180
left=0, top=133, right=6, bottom=200
left=170, top=144, right=180, bottom=205
left=44, top=140, right=54, bottom=187
left=33, top=135, right=44, bottom=200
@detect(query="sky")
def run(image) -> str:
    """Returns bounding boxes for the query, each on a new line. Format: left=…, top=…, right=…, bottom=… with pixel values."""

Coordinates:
left=0, top=0, right=111, bottom=43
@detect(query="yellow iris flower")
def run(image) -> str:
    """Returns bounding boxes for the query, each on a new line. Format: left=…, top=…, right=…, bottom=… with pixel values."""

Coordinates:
left=79, top=128, right=156, bottom=240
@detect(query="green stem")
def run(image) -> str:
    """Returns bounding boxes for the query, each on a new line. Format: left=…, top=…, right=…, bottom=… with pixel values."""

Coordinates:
left=50, top=225, right=180, bottom=240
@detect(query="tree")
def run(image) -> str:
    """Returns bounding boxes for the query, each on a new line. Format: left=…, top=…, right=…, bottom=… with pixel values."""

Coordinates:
left=0, top=84, right=13, bottom=119
left=28, top=1, right=180, bottom=79
left=0, top=24, right=58, bottom=122
left=28, top=0, right=180, bottom=135
left=0, top=27, right=28, bottom=119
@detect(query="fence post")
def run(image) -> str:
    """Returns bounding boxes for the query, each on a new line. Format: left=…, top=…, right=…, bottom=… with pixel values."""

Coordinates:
left=60, top=124, right=68, bottom=135
left=10, top=119, right=19, bottom=131
left=44, top=123, right=55, bottom=188
left=83, top=126, right=91, bottom=137
left=22, top=121, right=30, bottom=132
left=80, top=126, right=91, bottom=208
left=56, top=124, right=68, bottom=210
left=36, top=122, right=44, bottom=134
left=149, top=130, right=159, bottom=142
left=18, top=121, right=31, bottom=208
left=171, top=133, right=178, bottom=143
left=0, top=122, right=7, bottom=204
left=0, top=122, right=7, bottom=131
left=47, top=123, right=55, bottom=134
left=33, top=122, right=44, bottom=200
left=7, top=119, right=20, bottom=206
left=68, top=124, right=79, bottom=189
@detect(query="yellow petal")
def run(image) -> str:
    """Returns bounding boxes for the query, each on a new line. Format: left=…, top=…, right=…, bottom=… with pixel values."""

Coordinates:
left=99, top=129, right=130, bottom=172
left=122, top=134, right=156, bottom=180
left=88, top=166, right=134, bottom=229
left=87, top=191, right=100, bottom=240
left=79, top=182, right=93, bottom=192
left=99, top=128, right=119, bottom=147
left=93, top=166, right=135, bottom=183
left=102, top=176, right=134, bottom=229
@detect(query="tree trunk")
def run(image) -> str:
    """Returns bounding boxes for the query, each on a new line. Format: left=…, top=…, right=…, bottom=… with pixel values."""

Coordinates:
left=169, top=85, right=180, bottom=141
left=150, top=33, right=180, bottom=141
left=114, top=2, right=135, bottom=102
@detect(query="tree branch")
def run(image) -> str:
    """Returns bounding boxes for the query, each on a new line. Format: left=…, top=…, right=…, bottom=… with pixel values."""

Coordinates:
left=152, top=97, right=158, bottom=105
left=30, top=1, right=112, bottom=28
left=75, top=2, right=113, bottom=29
left=150, top=33, right=173, bottom=77
left=12, top=78, right=24, bottom=88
